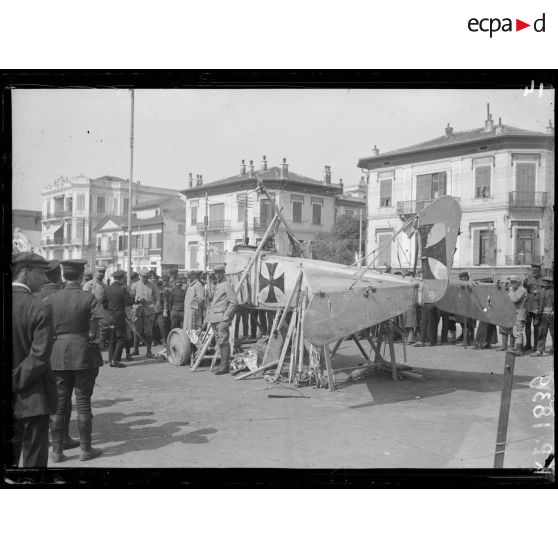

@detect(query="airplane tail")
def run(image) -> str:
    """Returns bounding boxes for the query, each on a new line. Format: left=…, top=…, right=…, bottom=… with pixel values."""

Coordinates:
left=416, top=195, right=462, bottom=304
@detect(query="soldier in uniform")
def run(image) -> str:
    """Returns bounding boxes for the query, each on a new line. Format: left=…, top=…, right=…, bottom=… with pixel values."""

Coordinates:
left=34, top=259, right=62, bottom=301
left=130, top=267, right=160, bottom=358
left=47, top=259, right=114, bottom=462
left=105, top=270, right=134, bottom=367
left=34, top=259, right=80, bottom=449
left=508, top=275, right=527, bottom=356
left=83, top=265, right=109, bottom=346
left=11, top=252, right=58, bottom=467
left=531, top=275, right=554, bottom=356
left=153, top=275, right=170, bottom=346
left=183, top=270, right=205, bottom=330
left=168, top=277, right=185, bottom=329
left=206, top=264, right=238, bottom=375
left=124, top=271, right=140, bottom=359
left=523, top=263, right=543, bottom=353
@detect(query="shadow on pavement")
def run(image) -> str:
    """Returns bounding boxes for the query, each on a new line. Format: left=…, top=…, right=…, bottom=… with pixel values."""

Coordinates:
left=92, top=398, right=134, bottom=408
left=350, top=368, right=533, bottom=409
left=90, top=410, right=217, bottom=457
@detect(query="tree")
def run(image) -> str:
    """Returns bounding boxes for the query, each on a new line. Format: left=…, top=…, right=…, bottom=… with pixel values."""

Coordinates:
left=312, top=214, right=367, bottom=265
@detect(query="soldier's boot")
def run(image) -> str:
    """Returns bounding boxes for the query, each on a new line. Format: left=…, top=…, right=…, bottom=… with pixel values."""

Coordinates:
left=497, top=335, right=508, bottom=351
left=63, top=409, right=80, bottom=450
left=213, top=344, right=231, bottom=375
left=51, top=414, right=66, bottom=463
left=145, top=337, right=155, bottom=358
left=78, top=413, right=103, bottom=462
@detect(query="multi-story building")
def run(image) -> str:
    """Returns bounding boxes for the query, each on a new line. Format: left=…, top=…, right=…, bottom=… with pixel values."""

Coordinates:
left=181, top=157, right=343, bottom=270
left=40, top=174, right=179, bottom=267
left=357, top=113, right=555, bottom=278
left=93, top=195, right=185, bottom=277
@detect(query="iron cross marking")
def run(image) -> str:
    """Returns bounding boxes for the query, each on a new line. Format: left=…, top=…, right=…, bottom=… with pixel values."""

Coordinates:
left=259, top=262, right=285, bottom=304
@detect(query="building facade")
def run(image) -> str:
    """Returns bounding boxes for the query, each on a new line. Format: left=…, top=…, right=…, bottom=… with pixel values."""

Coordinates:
left=181, top=158, right=343, bottom=270
left=357, top=115, right=555, bottom=278
left=40, top=174, right=179, bottom=268
left=94, top=196, right=185, bottom=277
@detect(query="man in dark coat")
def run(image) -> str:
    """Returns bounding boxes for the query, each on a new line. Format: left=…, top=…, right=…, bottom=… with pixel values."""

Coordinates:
left=47, top=259, right=114, bottom=462
left=34, top=259, right=80, bottom=449
left=11, top=252, right=58, bottom=467
left=105, top=270, right=134, bottom=367
left=168, top=277, right=185, bottom=329
left=524, top=263, right=543, bottom=352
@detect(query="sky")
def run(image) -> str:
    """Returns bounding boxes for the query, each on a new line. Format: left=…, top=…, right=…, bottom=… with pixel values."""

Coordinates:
left=12, top=87, right=554, bottom=210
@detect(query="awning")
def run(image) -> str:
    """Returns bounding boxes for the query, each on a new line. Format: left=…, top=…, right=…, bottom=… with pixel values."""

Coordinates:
left=43, top=223, right=63, bottom=235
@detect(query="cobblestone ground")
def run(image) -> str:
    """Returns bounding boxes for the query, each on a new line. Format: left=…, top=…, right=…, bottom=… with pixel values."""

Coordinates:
left=55, top=339, right=554, bottom=469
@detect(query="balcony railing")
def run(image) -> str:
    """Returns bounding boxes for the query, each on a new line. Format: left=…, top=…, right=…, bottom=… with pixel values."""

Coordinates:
left=44, top=209, right=72, bottom=220
left=396, top=197, right=460, bottom=216
left=196, top=219, right=231, bottom=233
left=505, top=254, right=544, bottom=266
left=253, top=217, right=273, bottom=231
left=508, top=191, right=548, bottom=208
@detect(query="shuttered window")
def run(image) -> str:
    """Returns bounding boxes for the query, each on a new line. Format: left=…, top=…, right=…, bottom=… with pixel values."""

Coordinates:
left=190, top=203, right=198, bottom=225
left=515, top=162, right=536, bottom=192
left=379, top=178, right=392, bottom=207
left=77, top=194, right=85, bottom=211
left=475, top=166, right=491, bottom=198
left=292, top=197, right=303, bottom=223
left=312, top=203, right=321, bottom=225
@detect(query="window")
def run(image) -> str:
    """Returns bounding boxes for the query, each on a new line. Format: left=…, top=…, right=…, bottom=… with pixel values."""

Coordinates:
left=237, top=194, right=249, bottom=223
left=515, top=162, right=536, bottom=192
left=416, top=172, right=447, bottom=204
left=208, top=241, right=225, bottom=267
left=311, top=197, right=323, bottom=226
left=75, top=222, right=83, bottom=240
left=118, top=235, right=124, bottom=251
left=190, top=202, right=198, bottom=225
left=345, top=209, right=354, bottom=217
left=123, top=198, right=129, bottom=217
left=209, top=203, right=225, bottom=224
left=77, top=194, right=85, bottom=211
left=156, top=232, right=163, bottom=249
left=472, top=226, right=496, bottom=265
left=474, top=166, right=491, bottom=198
left=515, top=228, right=538, bottom=265
left=292, top=195, right=304, bottom=224
left=188, top=242, right=198, bottom=269
left=96, top=196, right=106, bottom=214
left=66, top=222, right=72, bottom=242
left=379, top=178, right=392, bottom=207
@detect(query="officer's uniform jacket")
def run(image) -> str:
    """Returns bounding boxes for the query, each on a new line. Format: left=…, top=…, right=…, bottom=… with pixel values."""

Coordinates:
left=47, top=283, right=114, bottom=370
left=83, top=278, right=107, bottom=302
left=12, top=284, right=58, bottom=419
left=34, top=282, right=60, bottom=301
left=524, top=274, right=543, bottom=314
left=207, top=280, right=238, bottom=324
left=105, top=281, right=134, bottom=334
left=131, top=279, right=160, bottom=317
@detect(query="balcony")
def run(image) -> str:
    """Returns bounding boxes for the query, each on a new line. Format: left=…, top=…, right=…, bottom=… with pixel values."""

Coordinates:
left=396, top=197, right=460, bottom=217
left=505, top=254, right=544, bottom=266
left=43, top=209, right=72, bottom=220
left=508, top=191, right=548, bottom=209
left=253, top=217, right=273, bottom=232
left=196, top=219, right=231, bottom=233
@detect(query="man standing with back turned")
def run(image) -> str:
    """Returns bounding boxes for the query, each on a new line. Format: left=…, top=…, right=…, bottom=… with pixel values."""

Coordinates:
left=11, top=252, right=58, bottom=467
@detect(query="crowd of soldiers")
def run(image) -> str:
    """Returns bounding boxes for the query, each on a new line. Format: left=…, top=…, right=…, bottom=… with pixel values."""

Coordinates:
left=11, top=252, right=238, bottom=468
left=402, top=264, right=554, bottom=357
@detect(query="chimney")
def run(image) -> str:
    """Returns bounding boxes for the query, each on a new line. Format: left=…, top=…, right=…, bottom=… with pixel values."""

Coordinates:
left=339, top=178, right=344, bottom=190
left=495, top=116, right=504, bottom=135
left=248, top=160, right=255, bottom=177
left=371, top=144, right=379, bottom=157
left=188, top=173, right=193, bottom=188
left=445, top=122, right=453, bottom=137
left=280, top=157, right=288, bottom=178
left=261, top=155, right=268, bottom=171
left=323, top=165, right=331, bottom=185
left=196, top=174, right=203, bottom=187
left=239, top=159, right=246, bottom=176
left=546, top=119, right=555, bottom=135
left=484, top=103, right=494, bottom=132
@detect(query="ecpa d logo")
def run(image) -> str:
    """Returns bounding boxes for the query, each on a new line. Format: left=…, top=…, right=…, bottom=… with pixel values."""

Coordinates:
left=468, top=13, right=545, bottom=37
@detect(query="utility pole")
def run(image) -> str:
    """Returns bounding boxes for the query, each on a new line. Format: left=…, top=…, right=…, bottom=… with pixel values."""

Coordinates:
left=127, top=89, right=134, bottom=286
left=358, top=207, right=363, bottom=266
left=244, top=192, right=249, bottom=244
left=204, top=192, right=209, bottom=271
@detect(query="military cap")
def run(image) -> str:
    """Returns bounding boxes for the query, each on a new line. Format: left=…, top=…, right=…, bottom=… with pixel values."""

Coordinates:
left=95, top=265, right=107, bottom=272
left=113, top=270, right=126, bottom=279
left=458, top=271, right=470, bottom=280
left=45, top=259, right=61, bottom=273
left=509, top=275, right=521, bottom=283
left=214, top=264, right=226, bottom=272
left=12, top=252, right=49, bottom=269
left=139, top=267, right=150, bottom=276
left=61, top=259, right=88, bottom=273
left=130, top=272, right=139, bottom=280
left=187, top=270, right=199, bottom=278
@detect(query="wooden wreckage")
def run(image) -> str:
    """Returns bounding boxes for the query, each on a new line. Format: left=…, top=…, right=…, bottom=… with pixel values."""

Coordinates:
left=167, top=179, right=514, bottom=392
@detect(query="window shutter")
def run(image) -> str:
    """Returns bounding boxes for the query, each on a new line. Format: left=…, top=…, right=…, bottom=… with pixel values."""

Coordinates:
left=473, top=230, right=480, bottom=265
left=157, top=232, right=162, bottom=249
left=488, top=230, right=496, bottom=265
left=475, top=166, right=491, bottom=198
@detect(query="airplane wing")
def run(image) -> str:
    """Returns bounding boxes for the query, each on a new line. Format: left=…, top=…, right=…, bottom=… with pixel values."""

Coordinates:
left=435, top=281, right=515, bottom=328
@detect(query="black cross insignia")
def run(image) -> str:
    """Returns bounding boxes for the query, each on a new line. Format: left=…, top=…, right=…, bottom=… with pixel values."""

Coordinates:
left=259, top=262, right=285, bottom=304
